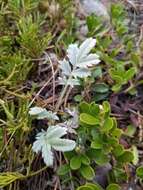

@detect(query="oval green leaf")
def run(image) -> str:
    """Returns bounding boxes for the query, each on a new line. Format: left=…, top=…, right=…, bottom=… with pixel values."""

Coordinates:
left=106, top=184, right=121, bottom=190
left=80, top=113, right=100, bottom=126
left=80, top=165, right=95, bottom=180
left=117, top=151, right=134, bottom=163
left=70, top=156, right=81, bottom=170
left=136, top=166, right=143, bottom=179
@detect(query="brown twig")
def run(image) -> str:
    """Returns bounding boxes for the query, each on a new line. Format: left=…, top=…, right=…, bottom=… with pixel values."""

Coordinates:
left=28, top=68, right=59, bottom=108
left=46, top=53, right=56, bottom=107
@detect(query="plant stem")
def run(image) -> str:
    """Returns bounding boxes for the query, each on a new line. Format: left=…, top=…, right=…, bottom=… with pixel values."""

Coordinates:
left=25, top=166, right=48, bottom=178
left=55, top=82, right=69, bottom=111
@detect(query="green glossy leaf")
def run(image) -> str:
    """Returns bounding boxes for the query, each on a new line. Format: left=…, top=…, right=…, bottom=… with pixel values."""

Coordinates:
left=124, top=125, right=136, bottom=137
left=77, top=183, right=103, bottom=190
left=94, top=92, right=109, bottom=102
left=102, top=101, right=111, bottom=114
left=132, top=145, right=139, bottom=165
left=91, top=132, right=103, bottom=149
left=74, top=95, right=83, bottom=102
left=93, top=150, right=110, bottom=165
left=94, top=83, right=109, bottom=93
left=70, top=156, right=81, bottom=170
left=107, top=137, right=119, bottom=146
left=86, top=183, right=103, bottom=190
left=80, top=165, right=95, bottom=180
left=77, top=186, right=94, bottom=190
left=57, top=164, right=70, bottom=176
left=117, top=151, right=134, bottom=163
left=106, top=183, right=121, bottom=190
left=125, top=68, right=136, bottom=81
left=81, top=155, right=90, bottom=165
left=111, top=128, right=123, bottom=138
left=92, top=67, right=102, bottom=78
left=80, top=102, right=90, bottom=114
left=131, top=53, right=140, bottom=65
left=89, top=102, right=100, bottom=116
left=80, top=113, right=100, bottom=126
left=112, top=84, right=122, bottom=92
left=113, top=144, right=124, bottom=157
left=136, top=166, right=143, bottom=179
left=102, top=117, right=113, bottom=132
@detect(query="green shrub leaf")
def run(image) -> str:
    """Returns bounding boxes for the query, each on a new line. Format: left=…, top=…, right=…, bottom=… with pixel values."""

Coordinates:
left=106, top=183, right=121, bottom=190
left=80, top=113, right=100, bottom=126
left=80, top=165, right=95, bottom=180
left=136, top=166, right=143, bottom=179
left=70, top=156, right=81, bottom=170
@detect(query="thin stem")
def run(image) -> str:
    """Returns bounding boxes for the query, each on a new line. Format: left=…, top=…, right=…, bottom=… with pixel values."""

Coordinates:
left=55, top=64, right=76, bottom=111
left=55, top=81, right=69, bottom=111
left=25, top=166, right=48, bottom=178
left=28, top=68, right=58, bottom=108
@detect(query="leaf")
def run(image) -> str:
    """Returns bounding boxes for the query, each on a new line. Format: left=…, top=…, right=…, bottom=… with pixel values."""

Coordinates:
left=89, top=102, right=100, bottom=116
left=86, top=183, right=103, bottom=190
left=72, top=68, right=91, bottom=78
left=46, top=125, right=67, bottom=139
left=91, top=139, right=102, bottom=149
left=29, top=107, right=59, bottom=120
left=81, top=155, right=90, bottom=165
left=106, top=184, right=121, bottom=190
left=102, top=117, right=113, bottom=132
left=136, top=166, right=143, bottom=179
left=117, top=151, right=134, bottom=163
left=32, top=126, right=76, bottom=166
left=29, top=107, right=45, bottom=115
left=113, top=144, right=124, bottom=157
left=125, top=67, right=136, bottom=81
left=77, top=183, right=103, bottom=190
left=79, top=102, right=90, bottom=113
left=124, top=125, right=136, bottom=137
left=91, top=150, right=109, bottom=165
left=59, top=59, right=71, bottom=76
left=80, top=113, right=99, bottom=125
left=94, top=83, right=109, bottom=93
left=92, top=67, right=102, bottom=78
left=50, top=138, right=76, bottom=152
left=70, top=156, right=81, bottom=170
left=0, top=172, right=24, bottom=188
left=77, top=38, right=96, bottom=61
left=59, top=76, right=80, bottom=87
left=57, top=164, right=70, bottom=176
left=67, top=44, right=79, bottom=66
left=59, top=38, right=100, bottom=87
left=132, top=145, right=139, bottom=165
left=80, top=165, right=95, bottom=180
left=77, top=54, right=100, bottom=68
left=77, top=186, right=93, bottom=190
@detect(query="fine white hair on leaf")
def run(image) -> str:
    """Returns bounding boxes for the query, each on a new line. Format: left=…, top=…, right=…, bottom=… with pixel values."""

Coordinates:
left=58, top=38, right=100, bottom=87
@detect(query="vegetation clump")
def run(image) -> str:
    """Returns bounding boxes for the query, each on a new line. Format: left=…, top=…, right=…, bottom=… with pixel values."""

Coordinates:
left=0, top=0, right=143, bottom=190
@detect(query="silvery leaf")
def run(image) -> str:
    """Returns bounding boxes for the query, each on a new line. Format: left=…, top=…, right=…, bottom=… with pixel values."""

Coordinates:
left=29, top=107, right=45, bottom=115
left=59, top=77, right=80, bottom=87
left=46, top=125, right=67, bottom=139
left=58, top=38, right=100, bottom=87
left=29, top=107, right=59, bottom=120
left=77, top=38, right=96, bottom=62
left=77, top=54, right=100, bottom=68
left=67, top=44, right=79, bottom=66
left=50, top=138, right=76, bottom=152
left=72, top=68, right=91, bottom=78
left=32, top=125, right=76, bottom=166
left=59, top=59, right=71, bottom=76
left=41, top=143, right=53, bottom=166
